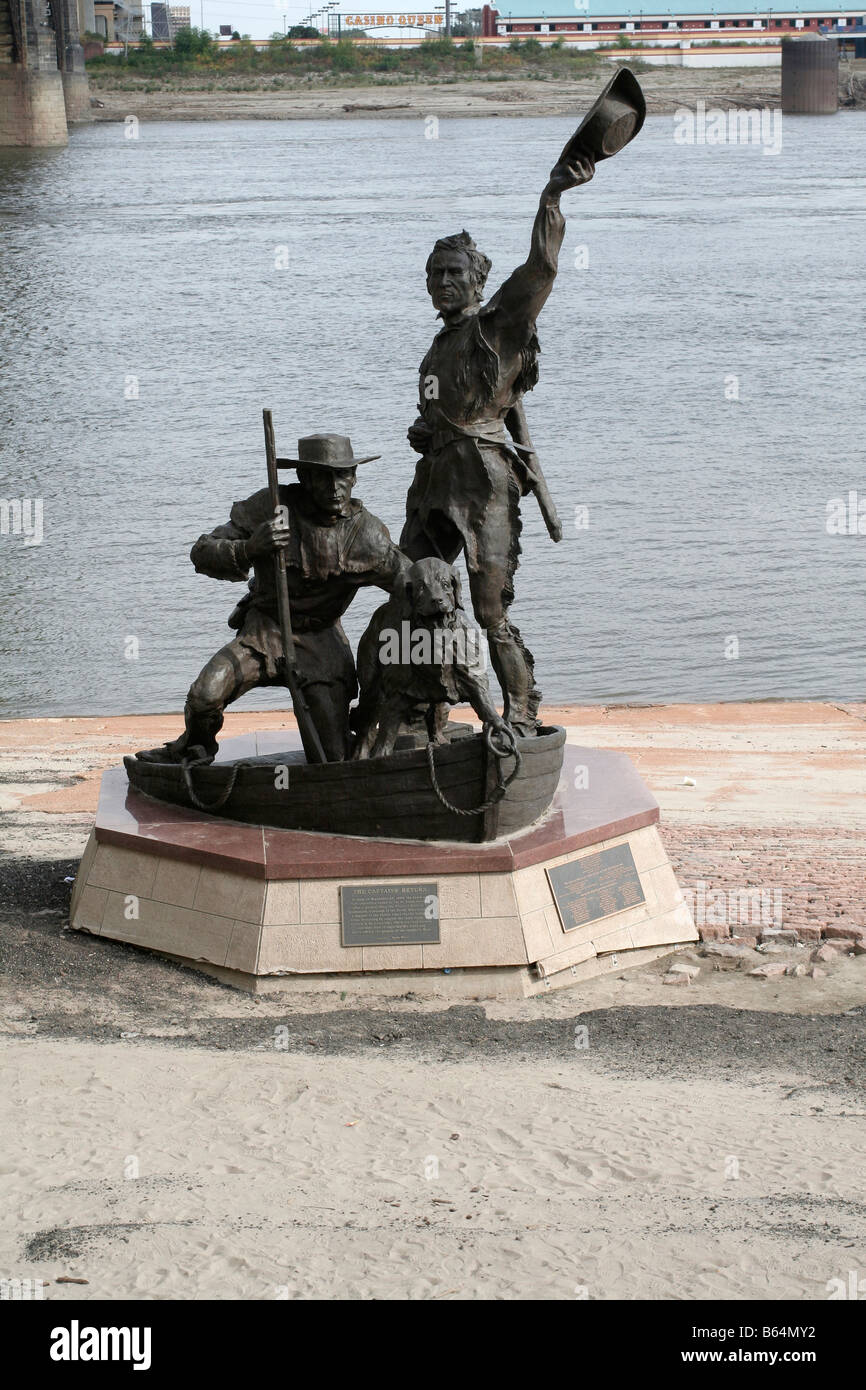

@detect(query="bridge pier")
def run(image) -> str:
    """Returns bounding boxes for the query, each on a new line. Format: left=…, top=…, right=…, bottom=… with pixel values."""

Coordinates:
left=61, top=65, right=90, bottom=123
left=0, top=0, right=91, bottom=147
left=0, top=61, right=69, bottom=150
left=56, top=0, right=92, bottom=125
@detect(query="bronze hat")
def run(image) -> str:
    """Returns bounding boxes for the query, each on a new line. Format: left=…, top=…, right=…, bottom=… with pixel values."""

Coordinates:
left=277, top=433, right=380, bottom=469
left=558, top=67, right=646, bottom=166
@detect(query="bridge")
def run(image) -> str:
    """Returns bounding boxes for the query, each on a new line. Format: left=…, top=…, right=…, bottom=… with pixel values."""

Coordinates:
left=0, top=0, right=91, bottom=146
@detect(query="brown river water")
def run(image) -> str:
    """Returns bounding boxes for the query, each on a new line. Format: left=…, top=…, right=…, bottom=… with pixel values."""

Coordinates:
left=0, top=113, right=864, bottom=716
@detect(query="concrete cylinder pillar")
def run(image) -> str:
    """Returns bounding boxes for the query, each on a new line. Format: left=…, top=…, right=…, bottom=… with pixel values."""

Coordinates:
left=62, top=65, right=90, bottom=121
left=56, top=0, right=93, bottom=123
left=781, top=37, right=839, bottom=115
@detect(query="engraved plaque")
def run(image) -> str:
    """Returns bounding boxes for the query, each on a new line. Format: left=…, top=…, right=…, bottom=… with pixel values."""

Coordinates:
left=546, top=844, right=644, bottom=932
left=340, top=882, right=439, bottom=948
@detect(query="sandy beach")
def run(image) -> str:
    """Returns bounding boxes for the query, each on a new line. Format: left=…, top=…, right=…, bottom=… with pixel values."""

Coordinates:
left=2, top=701, right=864, bottom=1299
left=5, top=1028, right=865, bottom=1302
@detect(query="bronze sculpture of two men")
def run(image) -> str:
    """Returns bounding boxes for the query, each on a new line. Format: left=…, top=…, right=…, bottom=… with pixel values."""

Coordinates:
left=138, top=70, right=646, bottom=770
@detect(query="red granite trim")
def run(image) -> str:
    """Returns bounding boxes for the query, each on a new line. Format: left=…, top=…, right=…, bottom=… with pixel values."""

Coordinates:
left=94, top=742, right=662, bottom=880
left=96, top=823, right=268, bottom=877
left=95, top=769, right=268, bottom=877
left=510, top=805, right=660, bottom=872
left=261, top=826, right=513, bottom=877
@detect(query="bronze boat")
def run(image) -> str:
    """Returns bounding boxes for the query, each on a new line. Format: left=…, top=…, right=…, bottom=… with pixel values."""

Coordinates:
left=123, top=724, right=566, bottom=844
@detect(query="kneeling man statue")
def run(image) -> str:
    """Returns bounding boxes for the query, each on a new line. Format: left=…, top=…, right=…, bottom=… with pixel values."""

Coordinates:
left=138, top=433, right=406, bottom=765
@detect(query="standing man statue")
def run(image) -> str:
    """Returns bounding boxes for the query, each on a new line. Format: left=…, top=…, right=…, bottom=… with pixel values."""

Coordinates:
left=137, top=434, right=407, bottom=765
left=400, top=155, right=595, bottom=736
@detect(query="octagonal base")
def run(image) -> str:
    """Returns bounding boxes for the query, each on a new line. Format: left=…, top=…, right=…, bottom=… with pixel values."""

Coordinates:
left=70, top=737, right=697, bottom=998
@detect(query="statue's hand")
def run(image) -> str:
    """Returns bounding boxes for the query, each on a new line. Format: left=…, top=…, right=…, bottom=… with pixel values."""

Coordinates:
left=247, top=516, right=290, bottom=559
left=407, top=418, right=433, bottom=454
left=546, top=153, right=595, bottom=197
left=487, top=715, right=519, bottom=758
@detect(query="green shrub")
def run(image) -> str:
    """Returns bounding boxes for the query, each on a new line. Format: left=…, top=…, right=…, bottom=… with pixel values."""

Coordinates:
left=173, top=26, right=216, bottom=61
left=331, top=40, right=360, bottom=70
left=420, top=35, right=455, bottom=56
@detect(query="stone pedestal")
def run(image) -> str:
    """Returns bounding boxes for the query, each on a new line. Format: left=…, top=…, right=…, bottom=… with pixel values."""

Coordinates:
left=70, top=735, right=697, bottom=998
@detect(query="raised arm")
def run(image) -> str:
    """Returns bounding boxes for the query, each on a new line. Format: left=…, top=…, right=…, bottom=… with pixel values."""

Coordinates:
left=491, top=154, right=595, bottom=336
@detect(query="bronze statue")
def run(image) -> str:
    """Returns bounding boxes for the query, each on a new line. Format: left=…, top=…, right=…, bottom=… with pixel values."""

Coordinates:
left=127, top=70, right=646, bottom=840
left=401, top=68, right=645, bottom=738
left=352, top=557, right=514, bottom=759
left=137, top=433, right=407, bottom=765
left=399, top=165, right=590, bottom=737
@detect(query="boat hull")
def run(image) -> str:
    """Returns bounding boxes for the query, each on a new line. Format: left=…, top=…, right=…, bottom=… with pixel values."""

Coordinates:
left=123, top=726, right=567, bottom=844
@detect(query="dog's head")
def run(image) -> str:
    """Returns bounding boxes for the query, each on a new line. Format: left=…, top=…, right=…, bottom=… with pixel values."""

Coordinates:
left=404, top=558, right=462, bottom=626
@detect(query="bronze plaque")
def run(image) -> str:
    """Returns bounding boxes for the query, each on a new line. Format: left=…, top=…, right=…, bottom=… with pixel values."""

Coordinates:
left=340, top=882, right=440, bottom=948
left=546, top=844, right=644, bottom=932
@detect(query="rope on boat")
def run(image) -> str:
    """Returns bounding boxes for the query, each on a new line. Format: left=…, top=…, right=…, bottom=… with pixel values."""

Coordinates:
left=176, top=727, right=522, bottom=820
left=181, top=757, right=243, bottom=812
left=426, top=723, right=522, bottom=818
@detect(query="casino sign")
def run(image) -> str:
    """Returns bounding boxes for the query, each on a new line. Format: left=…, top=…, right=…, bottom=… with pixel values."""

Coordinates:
left=342, top=12, right=446, bottom=25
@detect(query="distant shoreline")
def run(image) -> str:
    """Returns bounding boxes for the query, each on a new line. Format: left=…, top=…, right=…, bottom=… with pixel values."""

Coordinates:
left=87, top=65, right=790, bottom=123
left=1, top=696, right=863, bottom=725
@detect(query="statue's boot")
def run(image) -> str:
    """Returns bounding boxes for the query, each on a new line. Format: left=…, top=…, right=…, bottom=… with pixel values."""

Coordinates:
left=486, top=618, right=541, bottom=739
left=135, top=702, right=222, bottom=764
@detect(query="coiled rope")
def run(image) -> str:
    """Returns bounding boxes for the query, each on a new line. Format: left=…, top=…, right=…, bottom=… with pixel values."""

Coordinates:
left=426, top=723, right=522, bottom=818
left=181, top=757, right=243, bottom=812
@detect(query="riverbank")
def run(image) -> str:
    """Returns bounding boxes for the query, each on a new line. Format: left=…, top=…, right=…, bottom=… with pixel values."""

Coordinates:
left=88, top=63, right=789, bottom=122
left=2, top=700, right=864, bottom=1299
left=86, top=59, right=866, bottom=122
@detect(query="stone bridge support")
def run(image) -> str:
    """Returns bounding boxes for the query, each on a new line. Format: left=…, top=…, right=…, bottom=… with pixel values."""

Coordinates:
left=0, top=0, right=92, bottom=147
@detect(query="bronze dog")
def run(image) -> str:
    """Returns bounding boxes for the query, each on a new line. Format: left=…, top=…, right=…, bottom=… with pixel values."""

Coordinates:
left=352, top=558, right=513, bottom=759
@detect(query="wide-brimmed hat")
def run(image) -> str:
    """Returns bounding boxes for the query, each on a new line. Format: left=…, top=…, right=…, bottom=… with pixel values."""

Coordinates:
left=277, top=433, right=380, bottom=469
left=557, top=67, right=646, bottom=166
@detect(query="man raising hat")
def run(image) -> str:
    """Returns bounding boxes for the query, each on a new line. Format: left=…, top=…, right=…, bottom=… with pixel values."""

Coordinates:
left=137, top=434, right=407, bottom=764
left=399, top=71, right=644, bottom=735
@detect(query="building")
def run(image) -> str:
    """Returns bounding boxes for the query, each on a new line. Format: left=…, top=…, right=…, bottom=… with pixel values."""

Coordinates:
left=150, top=1, right=169, bottom=37
left=93, top=0, right=115, bottom=38
left=78, top=0, right=97, bottom=36
left=169, top=4, right=190, bottom=34
left=93, top=0, right=144, bottom=39
left=150, top=1, right=190, bottom=38
left=481, top=2, right=865, bottom=37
